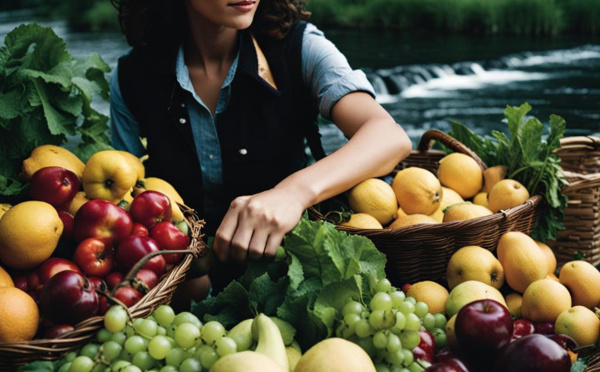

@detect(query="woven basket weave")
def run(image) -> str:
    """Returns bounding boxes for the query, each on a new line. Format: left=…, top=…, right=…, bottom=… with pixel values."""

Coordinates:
left=311, top=129, right=543, bottom=286
left=0, top=204, right=206, bottom=370
left=548, top=136, right=600, bottom=267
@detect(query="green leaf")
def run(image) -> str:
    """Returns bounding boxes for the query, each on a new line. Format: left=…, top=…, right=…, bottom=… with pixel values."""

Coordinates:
left=519, top=118, right=543, bottom=163
left=0, top=89, right=23, bottom=120
left=3, top=24, right=70, bottom=72
left=570, top=358, right=587, bottom=372
left=32, top=79, right=76, bottom=136
left=18, top=360, right=57, bottom=372
left=0, top=175, right=27, bottom=197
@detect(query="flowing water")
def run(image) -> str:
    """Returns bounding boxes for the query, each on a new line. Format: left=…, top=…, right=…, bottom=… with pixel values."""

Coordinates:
left=1, top=11, right=598, bottom=154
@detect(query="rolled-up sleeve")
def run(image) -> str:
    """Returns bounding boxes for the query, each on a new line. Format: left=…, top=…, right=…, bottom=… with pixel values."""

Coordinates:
left=109, top=64, right=146, bottom=157
left=302, top=23, right=375, bottom=120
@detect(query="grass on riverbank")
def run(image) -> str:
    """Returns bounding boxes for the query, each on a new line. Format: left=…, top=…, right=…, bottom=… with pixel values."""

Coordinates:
left=306, top=0, right=600, bottom=35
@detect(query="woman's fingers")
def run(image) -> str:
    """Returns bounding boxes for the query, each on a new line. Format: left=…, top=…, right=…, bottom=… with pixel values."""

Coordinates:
left=213, top=196, right=247, bottom=261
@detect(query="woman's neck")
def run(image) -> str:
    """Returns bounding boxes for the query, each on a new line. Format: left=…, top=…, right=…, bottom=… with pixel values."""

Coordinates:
left=184, top=20, right=239, bottom=76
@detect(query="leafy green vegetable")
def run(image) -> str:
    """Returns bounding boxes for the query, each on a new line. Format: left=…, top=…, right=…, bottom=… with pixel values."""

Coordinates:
left=570, top=358, right=587, bottom=372
left=448, top=102, right=568, bottom=242
left=0, top=23, right=113, bottom=197
left=192, top=217, right=387, bottom=350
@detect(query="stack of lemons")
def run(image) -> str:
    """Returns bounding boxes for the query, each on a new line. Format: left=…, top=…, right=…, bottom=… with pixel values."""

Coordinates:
left=343, top=152, right=531, bottom=229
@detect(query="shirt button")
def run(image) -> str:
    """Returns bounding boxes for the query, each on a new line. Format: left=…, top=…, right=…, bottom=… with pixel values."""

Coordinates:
left=181, top=103, right=186, bottom=108
left=209, top=154, right=214, bottom=160
left=239, top=148, right=248, bottom=155
left=179, top=118, right=187, bottom=124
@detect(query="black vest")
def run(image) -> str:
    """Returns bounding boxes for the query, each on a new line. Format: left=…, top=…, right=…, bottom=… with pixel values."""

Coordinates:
left=118, top=21, right=323, bottom=234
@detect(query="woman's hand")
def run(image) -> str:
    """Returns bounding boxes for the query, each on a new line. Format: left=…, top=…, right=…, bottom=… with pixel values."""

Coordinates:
left=213, top=187, right=307, bottom=262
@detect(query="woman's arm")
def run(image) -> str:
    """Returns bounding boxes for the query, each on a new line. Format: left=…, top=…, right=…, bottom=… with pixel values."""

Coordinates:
left=213, top=91, right=411, bottom=262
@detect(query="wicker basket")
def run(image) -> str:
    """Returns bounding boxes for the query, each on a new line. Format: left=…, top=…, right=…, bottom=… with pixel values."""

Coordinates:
left=548, top=136, right=600, bottom=268
left=0, top=204, right=206, bottom=370
left=311, top=129, right=544, bottom=286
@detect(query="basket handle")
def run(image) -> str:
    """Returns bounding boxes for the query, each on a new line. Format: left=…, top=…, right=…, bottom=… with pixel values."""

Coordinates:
left=416, top=129, right=488, bottom=170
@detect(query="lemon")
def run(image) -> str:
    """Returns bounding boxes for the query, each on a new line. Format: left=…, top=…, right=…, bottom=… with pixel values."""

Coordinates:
left=406, top=281, right=449, bottom=314
left=392, top=167, right=442, bottom=215
left=341, top=213, right=383, bottom=229
left=0, top=201, right=63, bottom=270
left=521, top=279, right=571, bottom=323
left=442, top=202, right=493, bottom=222
left=21, top=144, right=85, bottom=181
left=429, top=187, right=464, bottom=222
left=437, top=153, right=483, bottom=199
left=347, top=178, right=398, bottom=225
left=487, top=179, right=530, bottom=213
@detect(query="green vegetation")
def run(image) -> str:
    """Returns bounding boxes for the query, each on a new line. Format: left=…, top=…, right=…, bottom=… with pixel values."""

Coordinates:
left=306, top=0, right=600, bottom=35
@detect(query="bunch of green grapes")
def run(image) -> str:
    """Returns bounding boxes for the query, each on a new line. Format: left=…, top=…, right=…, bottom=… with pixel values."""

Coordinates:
left=59, top=304, right=247, bottom=372
left=334, top=278, right=447, bottom=372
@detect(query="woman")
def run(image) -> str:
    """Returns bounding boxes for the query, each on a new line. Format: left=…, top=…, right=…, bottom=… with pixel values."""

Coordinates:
left=110, top=0, right=412, bottom=294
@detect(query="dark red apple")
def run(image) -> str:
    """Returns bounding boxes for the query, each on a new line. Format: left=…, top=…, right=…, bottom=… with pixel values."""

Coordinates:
left=548, top=333, right=579, bottom=363
left=492, top=334, right=571, bottom=372
left=131, top=223, right=149, bottom=237
left=73, top=237, right=114, bottom=278
left=29, top=167, right=80, bottom=209
left=114, top=286, right=143, bottom=308
left=129, top=190, right=172, bottom=228
left=115, top=235, right=166, bottom=277
left=105, top=271, right=123, bottom=289
left=512, top=318, right=535, bottom=340
left=73, top=199, right=133, bottom=244
left=97, top=295, right=109, bottom=315
left=43, top=324, right=75, bottom=339
left=425, top=361, right=465, bottom=372
left=12, top=272, right=29, bottom=292
left=413, top=330, right=436, bottom=363
left=149, top=221, right=190, bottom=265
left=58, top=211, right=75, bottom=241
left=434, top=347, right=472, bottom=372
left=38, top=257, right=82, bottom=285
left=533, top=321, right=555, bottom=335
left=38, top=270, right=99, bottom=326
left=402, top=283, right=412, bottom=294
left=87, top=276, right=107, bottom=292
left=455, top=299, right=513, bottom=360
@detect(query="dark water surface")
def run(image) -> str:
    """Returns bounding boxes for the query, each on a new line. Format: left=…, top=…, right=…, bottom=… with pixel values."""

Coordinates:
left=2, top=11, right=598, bottom=154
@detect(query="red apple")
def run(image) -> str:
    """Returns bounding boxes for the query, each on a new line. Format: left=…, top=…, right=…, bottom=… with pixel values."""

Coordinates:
left=43, top=324, right=75, bottom=339
left=413, top=330, right=436, bottom=363
left=533, top=321, right=555, bottom=335
left=12, top=272, right=29, bottom=292
left=129, top=190, right=172, bottom=228
left=97, top=295, right=110, bottom=315
left=115, top=235, right=166, bottom=277
left=87, top=276, right=107, bottom=292
left=455, top=299, right=513, bottom=360
left=492, top=334, right=571, bottom=372
left=73, top=237, right=114, bottom=278
left=512, top=318, right=535, bottom=340
left=149, top=221, right=190, bottom=265
left=29, top=167, right=80, bottom=209
left=105, top=271, right=123, bottom=290
left=58, top=210, right=75, bottom=241
left=547, top=333, right=579, bottom=363
left=132, top=223, right=149, bottom=237
left=114, top=286, right=143, bottom=308
left=402, top=283, right=412, bottom=294
left=425, top=361, right=465, bottom=372
left=433, top=348, right=472, bottom=372
left=38, top=270, right=99, bottom=326
left=73, top=199, right=133, bottom=244
left=134, top=268, right=159, bottom=292
left=38, top=257, right=82, bottom=285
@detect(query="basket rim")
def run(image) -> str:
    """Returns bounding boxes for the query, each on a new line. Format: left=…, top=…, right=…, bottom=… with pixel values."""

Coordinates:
left=0, top=203, right=205, bottom=354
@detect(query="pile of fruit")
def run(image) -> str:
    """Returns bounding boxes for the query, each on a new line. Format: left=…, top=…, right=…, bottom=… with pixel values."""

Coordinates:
left=0, top=145, right=193, bottom=343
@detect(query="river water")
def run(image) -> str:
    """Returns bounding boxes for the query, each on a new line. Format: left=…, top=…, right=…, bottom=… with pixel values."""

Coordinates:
left=1, top=10, right=599, bottom=154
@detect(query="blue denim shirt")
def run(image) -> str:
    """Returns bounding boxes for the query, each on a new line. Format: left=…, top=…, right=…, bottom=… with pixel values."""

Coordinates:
left=110, top=23, right=375, bottom=220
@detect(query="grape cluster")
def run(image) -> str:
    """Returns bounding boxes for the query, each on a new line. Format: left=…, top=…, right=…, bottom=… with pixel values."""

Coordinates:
left=59, top=304, right=247, bottom=372
left=334, top=278, right=447, bottom=372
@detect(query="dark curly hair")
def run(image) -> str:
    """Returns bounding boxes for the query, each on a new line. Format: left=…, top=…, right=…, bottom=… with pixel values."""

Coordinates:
left=111, top=0, right=311, bottom=48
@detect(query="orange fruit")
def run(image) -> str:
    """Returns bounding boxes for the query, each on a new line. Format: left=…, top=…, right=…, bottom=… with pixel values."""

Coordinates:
left=0, top=201, right=63, bottom=270
left=521, top=279, right=571, bottom=323
left=487, top=179, right=530, bottom=213
left=0, top=265, right=14, bottom=287
left=340, top=213, right=383, bottom=229
left=388, top=214, right=438, bottom=229
left=406, top=281, right=449, bottom=314
left=347, top=178, right=398, bottom=225
left=392, top=167, right=442, bottom=215
left=437, top=153, right=483, bottom=199
left=0, top=287, right=39, bottom=342
left=559, top=260, right=600, bottom=309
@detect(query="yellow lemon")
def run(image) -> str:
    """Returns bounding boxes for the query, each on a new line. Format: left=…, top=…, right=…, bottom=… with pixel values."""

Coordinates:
left=536, top=240, right=557, bottom=276
left=0, top=201, right=63, bottom=270
left=67, top=191, right=91, bottom=216
left=429, top=187, right=464, bottom=222
left=505, top=292, right=523, bottom=318
left=446, top=245, right=504, bottom=290
left=559, top=260, right=600, bottom=309
left=487, top=179, right=530, bottom=213
left=472, top=192, right=488, bottom=208
left=555, top=306, right=600, bottom=347
left=406, top=281, right=449, bottom=314
left=521, top=279, right=572, bottom=323
left=442, top=202, right=493, bottom=222
left=347, top=178, right=398, bottom=225
left=483, top=165, right=508, bottom=194
left=21, top=144, right=85, bottom=181
left=497, top=231, right=547, bottom=293
left=437, top=153, right=483, bottom=199
left=392, top=167, right=442, bottom=215
left=0, top=265, right=14, bottom=287
left=340, top=213, right=383, bottom=229
left=388, top=214, right=438, bottom=229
